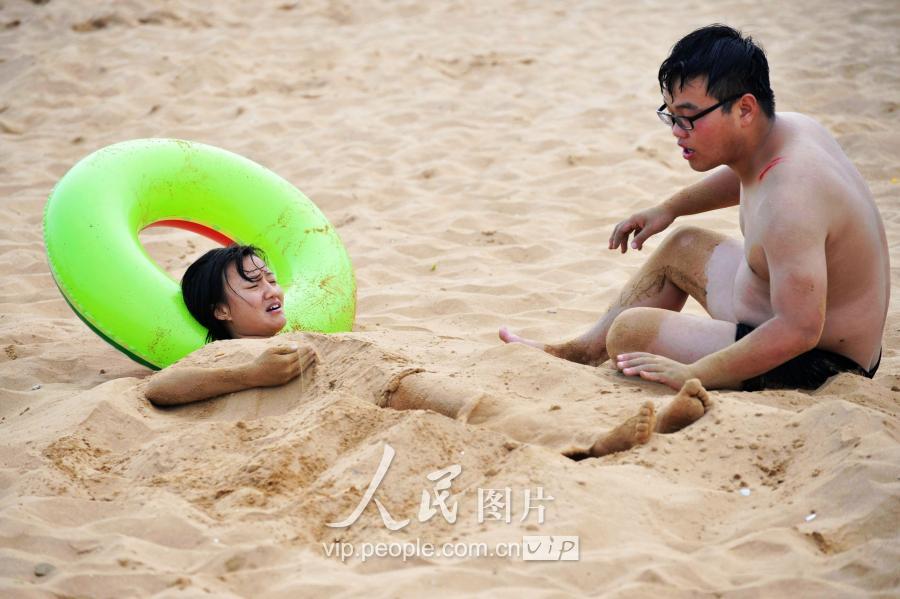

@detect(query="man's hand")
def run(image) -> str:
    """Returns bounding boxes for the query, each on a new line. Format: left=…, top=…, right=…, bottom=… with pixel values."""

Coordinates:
left=608, top=204, right=676, bottom=253
left=616, top=352, right=696, bottom=390
left=249, top=342, right=318, bottom=387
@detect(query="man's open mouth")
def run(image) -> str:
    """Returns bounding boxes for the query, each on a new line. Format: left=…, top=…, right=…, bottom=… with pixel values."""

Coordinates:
left=681, top=146, right=695, bottom=159
left=266, top=303, right=282, bottom=312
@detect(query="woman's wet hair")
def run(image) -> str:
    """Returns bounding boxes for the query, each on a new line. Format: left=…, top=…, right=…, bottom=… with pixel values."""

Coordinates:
left=658, top=24, right=775, bottom=118
left=181, top=244, right=268, bottom=342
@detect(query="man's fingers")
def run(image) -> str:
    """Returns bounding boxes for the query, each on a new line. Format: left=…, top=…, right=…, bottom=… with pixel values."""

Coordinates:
left=624, top=219, right=645, bottom=252
left=622, top=223, right=636, bottom=253
left=652, top=373, right=682, bottom=391
left=631, top=226, right=652, bottom=250
left=610, top=220, right=637, bottom=252
left=617, top=355, right=653, bottom=368
left=635, top=367, right=682, bottom=390
left=615, top=227, right=631, bottom=254
left=609, top=226, right=624, bottom=250
left=624, top=363, right=662, bottom=376
left=617, top=352, right=652, bottom=361
left=622, top=365, right=654, bottom=375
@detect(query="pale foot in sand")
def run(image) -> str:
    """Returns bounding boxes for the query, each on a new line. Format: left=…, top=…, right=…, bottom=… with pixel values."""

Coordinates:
left=654, top=378, right=712, bottom=434
left=498, top=326, right=545, bottom=351
left=564, top=401, right=656, bottom=460
left=499, top=326, right=608, bottom=366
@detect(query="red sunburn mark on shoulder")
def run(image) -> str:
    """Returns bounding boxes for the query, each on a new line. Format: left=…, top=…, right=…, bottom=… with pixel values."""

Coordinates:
left=758, top=156, right=786, bottom=182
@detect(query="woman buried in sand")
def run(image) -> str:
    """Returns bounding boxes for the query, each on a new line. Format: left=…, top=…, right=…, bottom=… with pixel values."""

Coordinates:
left=145, top=245, right=712, bottom=458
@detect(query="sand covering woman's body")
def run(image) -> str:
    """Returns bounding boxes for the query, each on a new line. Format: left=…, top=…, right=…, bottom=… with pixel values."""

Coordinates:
left=146, top=246, right=712, bottom=458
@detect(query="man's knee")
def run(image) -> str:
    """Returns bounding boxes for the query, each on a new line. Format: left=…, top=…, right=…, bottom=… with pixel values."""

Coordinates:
left=645, top=226, right=724, bottom=291
left=606, top=307, right=665, bottom=357
left=658, top=225, right=713, bottom=252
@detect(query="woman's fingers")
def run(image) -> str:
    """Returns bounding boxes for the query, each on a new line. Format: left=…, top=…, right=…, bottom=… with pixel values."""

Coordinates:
left=270, top=342, right=299, bottom=355
left=300, top=350, right=318, bottom=369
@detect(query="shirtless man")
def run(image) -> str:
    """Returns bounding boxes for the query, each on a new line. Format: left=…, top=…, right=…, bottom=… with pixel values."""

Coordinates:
left=500, top=24, right=889, bottom=391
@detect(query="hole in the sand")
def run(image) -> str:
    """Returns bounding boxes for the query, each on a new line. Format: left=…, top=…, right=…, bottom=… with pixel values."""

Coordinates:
left=138, top=225, right=223, bottom=282
left=563, top=450, right=591, bottom=462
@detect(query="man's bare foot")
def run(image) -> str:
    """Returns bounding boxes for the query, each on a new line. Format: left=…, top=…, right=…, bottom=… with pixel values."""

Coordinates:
left=499, top=326, right=608, bottom=366
left=564, top=401, right=656, bottom=460
left=654, top=378, right=712, bottom=434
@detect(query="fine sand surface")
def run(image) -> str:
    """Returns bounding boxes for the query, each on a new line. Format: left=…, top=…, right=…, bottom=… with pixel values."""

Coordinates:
left=1, top=0, right=898, bottom=597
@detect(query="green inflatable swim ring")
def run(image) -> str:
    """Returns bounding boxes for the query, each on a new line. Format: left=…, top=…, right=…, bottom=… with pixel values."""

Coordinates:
left=43, top=138, right=356, bottom=370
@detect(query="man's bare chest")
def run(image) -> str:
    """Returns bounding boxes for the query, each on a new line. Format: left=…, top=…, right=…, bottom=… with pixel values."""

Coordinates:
left=738, top=199, right=770, bottom=282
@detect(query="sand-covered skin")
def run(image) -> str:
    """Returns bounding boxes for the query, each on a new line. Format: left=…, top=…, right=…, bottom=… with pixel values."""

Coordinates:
left=1, top=0, right=898, bottom=596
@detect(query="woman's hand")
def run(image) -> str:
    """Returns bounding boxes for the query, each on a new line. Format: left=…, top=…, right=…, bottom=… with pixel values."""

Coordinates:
left=249, top=342, right=319, bottom=387
left=608, top=204, right=676, bottom=253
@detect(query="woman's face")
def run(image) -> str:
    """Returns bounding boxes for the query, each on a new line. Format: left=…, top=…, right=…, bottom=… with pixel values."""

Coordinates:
left=214, top=254, right=286, bottom=338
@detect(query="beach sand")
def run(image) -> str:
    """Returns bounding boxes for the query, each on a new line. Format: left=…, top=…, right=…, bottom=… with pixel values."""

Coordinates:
left=1, top=0, right=898, bottom=596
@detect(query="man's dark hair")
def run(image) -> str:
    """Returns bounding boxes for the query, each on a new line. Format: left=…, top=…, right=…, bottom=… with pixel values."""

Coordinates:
left=658, top=24, right=775, bottom=118
left=181, top=244, right=268, bottom=342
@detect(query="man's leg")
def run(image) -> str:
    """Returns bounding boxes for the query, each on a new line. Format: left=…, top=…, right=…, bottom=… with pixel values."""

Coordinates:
left=605, top=308, right=737, bottom=364
left=500, top=226, right=743, bottom=366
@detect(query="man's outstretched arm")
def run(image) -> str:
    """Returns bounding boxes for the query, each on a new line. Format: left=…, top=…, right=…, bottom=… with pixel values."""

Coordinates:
left=610, top=166, right=741, bottom=252
left=663, top=165, right=742, bottom=218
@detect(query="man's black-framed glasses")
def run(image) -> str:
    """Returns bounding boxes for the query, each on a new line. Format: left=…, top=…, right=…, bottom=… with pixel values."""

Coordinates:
left=656, top=93, right=744, bottom=131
